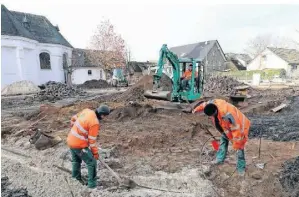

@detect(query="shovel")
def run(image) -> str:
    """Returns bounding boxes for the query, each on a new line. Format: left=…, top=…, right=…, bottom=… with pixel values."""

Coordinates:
left=98, top=157, right=137, bottom=189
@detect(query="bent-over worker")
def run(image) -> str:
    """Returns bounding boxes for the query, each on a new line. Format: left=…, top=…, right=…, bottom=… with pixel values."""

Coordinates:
left=67, top=105, right=110, bottom=189
left=192, top=99, right=251, bottom=175
left=181, top=64, right=198, bottom=91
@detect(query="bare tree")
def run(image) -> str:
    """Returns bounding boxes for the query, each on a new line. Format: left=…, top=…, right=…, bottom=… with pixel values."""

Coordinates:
left=245, top=34, right=273, bottom=57
left=245, top=34, right=298, bottom=56
left=88, top=19, right=126, bottom=72
left=125, top=47, right=132, bottom=65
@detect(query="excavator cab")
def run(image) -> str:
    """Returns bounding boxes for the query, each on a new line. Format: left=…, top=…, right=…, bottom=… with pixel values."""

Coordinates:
left=176, top=59, right=204, bottom=102
left=144, top=44, right=205, bottom=102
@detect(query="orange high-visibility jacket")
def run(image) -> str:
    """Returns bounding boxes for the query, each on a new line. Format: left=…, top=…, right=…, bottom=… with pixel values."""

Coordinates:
left=193, top=99, right=251, bottom=150
left=182, top=70, right=198, bottom=80
left=67, top=108, right=100, bottom=156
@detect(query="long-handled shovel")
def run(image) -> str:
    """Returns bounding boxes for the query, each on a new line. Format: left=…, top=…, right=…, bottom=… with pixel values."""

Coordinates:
left=98, top=157, right=137, bottom=189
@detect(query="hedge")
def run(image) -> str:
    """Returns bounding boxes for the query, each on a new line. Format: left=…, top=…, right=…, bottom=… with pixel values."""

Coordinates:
left=215, top=69, right=286, bottom=80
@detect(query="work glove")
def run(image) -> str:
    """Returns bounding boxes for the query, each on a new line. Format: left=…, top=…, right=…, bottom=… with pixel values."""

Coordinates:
left=93, top=153, right=99, bottom=160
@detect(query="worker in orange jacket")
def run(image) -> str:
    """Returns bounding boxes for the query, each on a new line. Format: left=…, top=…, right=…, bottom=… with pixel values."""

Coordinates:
left=67, top=105, right=110, bottom=189
left=192, top=99, right=251, bottom=175
left=181, top=64, right=198, bottom=91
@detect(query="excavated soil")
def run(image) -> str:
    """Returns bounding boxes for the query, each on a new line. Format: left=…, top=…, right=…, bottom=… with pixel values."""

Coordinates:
left=279, top=156, right=299, bottom=197
left=248, top=96, right=299, bottom=141
left=78, top=79, right=111, bottom=89
left=115, top=74, right=172, bottom=102
left=1, top=76, right=299, bottom=197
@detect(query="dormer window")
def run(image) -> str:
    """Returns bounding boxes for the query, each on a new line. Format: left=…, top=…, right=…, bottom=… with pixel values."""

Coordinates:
left=22, top=15, right=30, bottom=29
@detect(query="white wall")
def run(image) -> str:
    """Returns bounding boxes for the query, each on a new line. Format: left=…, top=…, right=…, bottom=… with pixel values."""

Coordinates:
left=1, top=35, right=72, bottom=88
left=247, top=49, right=289, bottom=71
left=1, top=46, right=19, bottom=86
left=71, top=67, right=106, bottom=84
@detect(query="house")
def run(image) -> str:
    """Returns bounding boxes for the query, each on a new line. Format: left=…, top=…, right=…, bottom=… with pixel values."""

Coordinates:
left=126, top=61, right=156, bottom=83
left=247, top=47, right=299, bottom=78
left=225, top=53, right=252, bottom=70
left=169, top=40, right=227, bottom=75
left=1, top=5, right=73, bottom=89
left=71, top=48, right=107, bottom=84
left=127, top=61, right=155, bottom=75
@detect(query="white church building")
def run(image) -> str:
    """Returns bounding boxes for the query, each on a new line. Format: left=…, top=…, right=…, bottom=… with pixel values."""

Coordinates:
left=1, top=5, right=73, bottom=89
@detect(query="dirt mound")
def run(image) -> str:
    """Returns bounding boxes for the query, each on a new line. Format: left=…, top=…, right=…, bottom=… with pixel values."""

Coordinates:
left=1, top=176, right=31, bottom=197
left=159, top=74, right=172, bottom=91
left=34, top=81, right=86, bottom=102
left=248, top=96, right=299, bottom=141
left=279, top=156, right=299, bottom=197
left=109, top=103, right=156, bottom=121
left=204, top=76, right=247, bottom=95
left=78, top=79, right=110, bottom=89
left=116, top=74, right=172, bottom=102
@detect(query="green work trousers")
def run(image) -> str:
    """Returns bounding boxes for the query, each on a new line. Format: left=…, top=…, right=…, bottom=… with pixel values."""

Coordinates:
left=181, top=79, right=190, bottom=91
left=70, top=148, right=97, bottom=188
left=216, top=134, right=246, bottom=173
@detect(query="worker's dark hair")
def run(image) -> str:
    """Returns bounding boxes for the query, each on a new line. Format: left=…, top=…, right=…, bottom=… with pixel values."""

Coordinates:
left=204, top=103, right=218, bottom=116
left=189, top=64, right=193, bottom=67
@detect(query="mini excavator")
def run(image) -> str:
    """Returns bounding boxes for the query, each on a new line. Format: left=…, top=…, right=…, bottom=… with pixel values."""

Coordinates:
left=144, top=44, right=205, bottom=102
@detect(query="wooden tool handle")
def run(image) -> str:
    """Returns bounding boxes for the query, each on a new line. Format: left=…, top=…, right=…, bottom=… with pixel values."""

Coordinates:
left=98, top=157, right=122, bottom=184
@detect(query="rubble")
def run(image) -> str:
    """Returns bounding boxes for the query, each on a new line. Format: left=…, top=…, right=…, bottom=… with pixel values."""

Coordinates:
left=279, top=156, right=299, bottom=197
left=1, top=176, right=31, bottom=197
left=204, top=76, right=248, bottom=95
left=78, top=79, right=111, bottom=89
left=35, top=81, right=86, bottom=102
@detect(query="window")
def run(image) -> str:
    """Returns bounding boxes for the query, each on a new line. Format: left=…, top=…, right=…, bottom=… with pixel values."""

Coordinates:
left=88, top=70, right=92, bottom=75
left=291, top=65, right=298, bottom=71
left=262, top=55, right=267, bottom=61
left=39, top=52, right=51, bottom=69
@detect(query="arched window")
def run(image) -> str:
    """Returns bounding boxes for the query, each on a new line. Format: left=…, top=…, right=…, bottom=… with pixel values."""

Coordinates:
left=39, top=52, right=51, bottom=69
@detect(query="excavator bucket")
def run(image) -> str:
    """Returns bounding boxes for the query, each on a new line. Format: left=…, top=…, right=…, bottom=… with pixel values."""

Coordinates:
left=144, top=90, right=171, bottom=101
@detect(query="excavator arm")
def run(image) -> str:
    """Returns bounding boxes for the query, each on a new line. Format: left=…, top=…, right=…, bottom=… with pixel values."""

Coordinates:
left=153, top=44, right=181, bottom=95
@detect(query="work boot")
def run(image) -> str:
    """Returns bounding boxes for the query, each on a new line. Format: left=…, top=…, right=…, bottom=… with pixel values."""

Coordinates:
left=211, top=160, right=223, bottom=166
left=238, top=170, right=246, bottom=177
left=78, top=179, right=87, bottom=186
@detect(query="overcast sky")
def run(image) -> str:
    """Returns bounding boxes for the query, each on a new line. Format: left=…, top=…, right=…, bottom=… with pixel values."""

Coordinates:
left=2, top=1, right=299, bottom=61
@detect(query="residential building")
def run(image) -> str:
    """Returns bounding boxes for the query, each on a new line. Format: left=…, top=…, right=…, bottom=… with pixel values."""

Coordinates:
left=247, top=47, right=299, bottom=78
left=169, top=40, right=227, bottom=75
left=1, top=5, right=73, bottom=89
left=71, top=48, right=107, bottom=84
left=225, top=53, right=252, bottom=70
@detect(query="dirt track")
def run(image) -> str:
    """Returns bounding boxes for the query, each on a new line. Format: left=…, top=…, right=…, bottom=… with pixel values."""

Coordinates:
left=1, top=76, right=299, bottom=197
